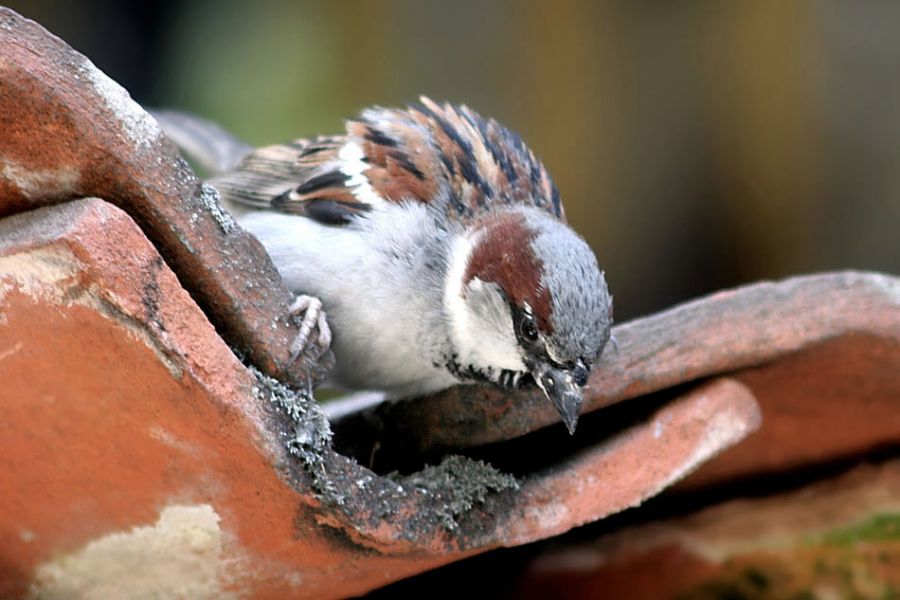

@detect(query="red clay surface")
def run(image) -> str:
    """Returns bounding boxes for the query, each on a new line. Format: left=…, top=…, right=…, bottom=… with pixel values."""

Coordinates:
left=0, top=199, right=762, bottom=598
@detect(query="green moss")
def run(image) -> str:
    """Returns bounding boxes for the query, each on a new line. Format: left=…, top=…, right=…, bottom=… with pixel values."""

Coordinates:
left=819, top=513, right=900, bottom=546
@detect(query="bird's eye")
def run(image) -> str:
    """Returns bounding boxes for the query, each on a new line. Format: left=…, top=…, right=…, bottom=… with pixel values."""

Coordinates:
left=519, top=315, right=539, bottom=342
left=572, top=363, right=589, bottom=386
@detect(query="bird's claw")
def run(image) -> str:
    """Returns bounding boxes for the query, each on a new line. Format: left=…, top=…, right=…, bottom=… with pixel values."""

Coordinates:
left=288, top=294, right=332, bottom=363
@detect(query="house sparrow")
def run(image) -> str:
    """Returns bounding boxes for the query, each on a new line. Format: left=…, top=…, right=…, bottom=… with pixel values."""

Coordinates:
left=158, top=98, right=612, bottom=433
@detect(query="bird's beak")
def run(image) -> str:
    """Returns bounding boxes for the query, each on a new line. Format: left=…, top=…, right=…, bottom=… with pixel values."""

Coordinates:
left=531, top=362, right=584, bottom=435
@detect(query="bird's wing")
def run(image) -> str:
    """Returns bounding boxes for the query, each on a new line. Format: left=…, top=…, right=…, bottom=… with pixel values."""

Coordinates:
left=402, top=98, right=566, bottom=223
left=210, top=136, right=382, bottom=225
left=211, top=97, right=565, bottom=227
left=211, top=116, right=449, bottom=226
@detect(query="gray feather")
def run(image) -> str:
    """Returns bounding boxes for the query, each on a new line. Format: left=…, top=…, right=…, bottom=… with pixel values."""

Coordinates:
left=524, top=211, right=612, bottom=364
left=152, top=109, right=253, bottom=175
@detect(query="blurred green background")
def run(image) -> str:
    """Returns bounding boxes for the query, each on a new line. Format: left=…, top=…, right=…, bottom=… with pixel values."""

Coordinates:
left=10, top=1, right=900, bottom=321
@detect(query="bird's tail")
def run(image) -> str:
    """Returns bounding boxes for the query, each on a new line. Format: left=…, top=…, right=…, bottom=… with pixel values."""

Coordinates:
left=152, top=109, right=252, bottom=176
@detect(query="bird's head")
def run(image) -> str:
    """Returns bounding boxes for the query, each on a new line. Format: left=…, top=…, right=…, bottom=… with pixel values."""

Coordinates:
left=444, top=208, right=613, bottom=433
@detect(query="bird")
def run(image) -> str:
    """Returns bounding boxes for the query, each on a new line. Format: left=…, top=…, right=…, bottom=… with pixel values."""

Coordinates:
left=156, top=97, right=613, bottom=434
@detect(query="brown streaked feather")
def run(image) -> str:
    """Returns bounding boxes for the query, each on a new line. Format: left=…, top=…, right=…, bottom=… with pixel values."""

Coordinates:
left=347, top=115, right=441, bottom=204
left=405, top=97, right=565, bottom=223
left=213, top=97, right=565, bottom=228
left=211, top=135, right=354, bottom=210
left=463, top=211, right=554, bottom=333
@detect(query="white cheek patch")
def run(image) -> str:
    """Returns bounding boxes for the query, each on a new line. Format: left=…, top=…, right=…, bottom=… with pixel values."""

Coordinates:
left=467, top=280, right=525, bottom=371
left=444, top=235, right=526, bottom=373
left=338, top=141, right=386, bottom=207
left=444, top=234, right=475, bottom=341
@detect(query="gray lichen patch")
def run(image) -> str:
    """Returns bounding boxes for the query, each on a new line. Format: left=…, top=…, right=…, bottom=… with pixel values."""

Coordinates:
left=251, top=367, right=519, bottom=542
left=394, top=455, right=519, bottom=532
left=197, top=183, right=237, bottom=235
left=249, top=367, right=336, bottom=497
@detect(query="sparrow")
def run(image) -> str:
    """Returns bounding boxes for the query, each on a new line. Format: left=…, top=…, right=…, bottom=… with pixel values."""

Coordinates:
left=156, top=98, right=613, bottom=434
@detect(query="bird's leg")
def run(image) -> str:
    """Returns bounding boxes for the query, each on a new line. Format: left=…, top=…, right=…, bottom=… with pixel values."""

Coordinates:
left=288, top=294, right=332, bottom=362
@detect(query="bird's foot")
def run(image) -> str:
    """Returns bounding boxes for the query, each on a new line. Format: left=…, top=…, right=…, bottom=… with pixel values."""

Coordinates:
left=288, top=294, right=332, bottom=363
